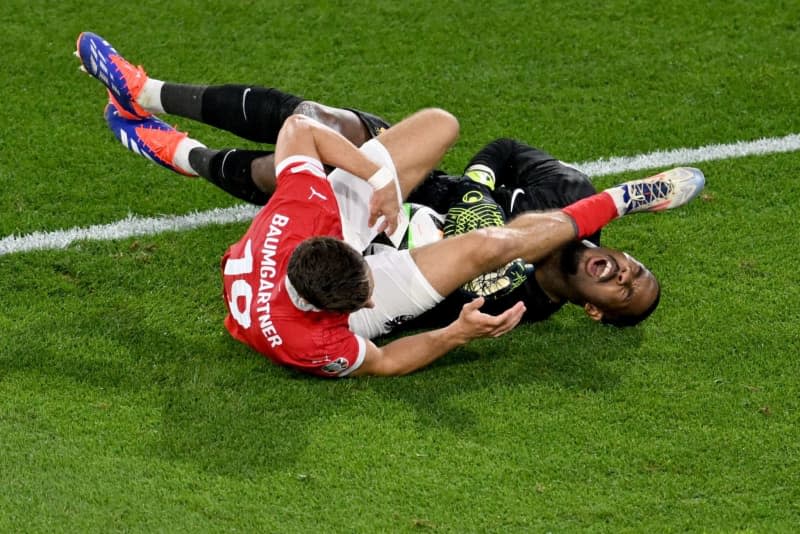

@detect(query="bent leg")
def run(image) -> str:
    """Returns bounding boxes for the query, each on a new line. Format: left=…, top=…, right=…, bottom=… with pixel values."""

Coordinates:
left=157, top=84, right=378, bottom=148
left=243, top=103, right=385, bottom=194
left=157, top=84, right=303, bottom=143
left=293, top=101, right=375, bottom=146
left=159, top=89, right=378, bottom=197
left=374, top=108, right=459, bottom=199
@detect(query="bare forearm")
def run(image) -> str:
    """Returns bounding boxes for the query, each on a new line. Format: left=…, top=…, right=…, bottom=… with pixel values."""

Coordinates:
left=353, top=298, right=524, bottom=377
left=278, top=114, right=380, bottom=180
left=369, top=324, right=471, bottom=376
left=313, top=123, right=380, bottom=178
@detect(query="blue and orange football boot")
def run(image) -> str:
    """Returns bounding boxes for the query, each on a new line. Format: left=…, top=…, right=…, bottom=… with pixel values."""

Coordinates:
left=104, top=95, right=194, bottom=176
left=76, top=32, right=150, bottom=120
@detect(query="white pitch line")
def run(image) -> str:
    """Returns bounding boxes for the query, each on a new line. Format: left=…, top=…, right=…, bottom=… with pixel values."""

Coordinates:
left=0, top=205, right=259, bottom=256
left=574, top=132, right=800, bottom=176
left=2, top=133, right=799, bottom=257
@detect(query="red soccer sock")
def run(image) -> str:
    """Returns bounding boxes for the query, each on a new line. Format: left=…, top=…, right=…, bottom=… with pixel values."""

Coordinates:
left=561, top=192, right=620, bottom=238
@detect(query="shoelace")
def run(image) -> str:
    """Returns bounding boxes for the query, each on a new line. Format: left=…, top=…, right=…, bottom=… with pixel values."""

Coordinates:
left=111, top=56, right=146, bottom=87
left=626, top=180, right=673, bottom=209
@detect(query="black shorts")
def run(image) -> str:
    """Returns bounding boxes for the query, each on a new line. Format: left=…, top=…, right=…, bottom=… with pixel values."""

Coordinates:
left=485, top=146, right=597, bottom=216
left=346, top=108, right=392, bottom=138
left=408, top=143, right=598, bottom=221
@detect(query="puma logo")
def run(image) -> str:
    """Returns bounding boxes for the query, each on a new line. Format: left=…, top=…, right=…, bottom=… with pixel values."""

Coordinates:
left=308, top=186, right=328, bottom=201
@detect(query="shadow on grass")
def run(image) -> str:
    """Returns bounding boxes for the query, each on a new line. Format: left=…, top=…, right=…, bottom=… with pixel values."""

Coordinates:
left=1, top=302, right=335, bottom=478
left=366, top=315, right=645, bottom=432
left=4, top=297, right=644, bottom=480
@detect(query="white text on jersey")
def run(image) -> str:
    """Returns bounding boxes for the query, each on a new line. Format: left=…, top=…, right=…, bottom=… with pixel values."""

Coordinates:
left=255, top=213, right=290, bottom=347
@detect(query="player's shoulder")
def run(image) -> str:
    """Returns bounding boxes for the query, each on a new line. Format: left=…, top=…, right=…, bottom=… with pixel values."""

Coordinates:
left=278, top=317, right=361, bottom=365
left=276, top=155, right=326, bottom=180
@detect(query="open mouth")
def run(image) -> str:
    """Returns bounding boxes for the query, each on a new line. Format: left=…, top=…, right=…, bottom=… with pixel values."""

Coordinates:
left=586, top=256, right=618, bottom=282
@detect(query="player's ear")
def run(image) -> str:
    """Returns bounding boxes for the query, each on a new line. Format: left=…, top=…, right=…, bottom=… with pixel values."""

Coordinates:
left=584, top=302, right=604, bottom=322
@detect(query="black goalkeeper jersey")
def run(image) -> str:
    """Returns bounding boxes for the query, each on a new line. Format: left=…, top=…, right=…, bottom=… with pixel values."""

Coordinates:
left=403, top=138, right=599, bottom=329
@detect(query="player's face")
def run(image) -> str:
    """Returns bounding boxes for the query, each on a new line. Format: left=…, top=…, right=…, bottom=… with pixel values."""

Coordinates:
left=564, top=245, right=659, bottom=320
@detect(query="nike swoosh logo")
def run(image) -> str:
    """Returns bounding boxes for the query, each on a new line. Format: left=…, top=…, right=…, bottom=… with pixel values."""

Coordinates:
left=509, top=188, right=525, bottom=212
left=242, top=88, right=251, bottom=121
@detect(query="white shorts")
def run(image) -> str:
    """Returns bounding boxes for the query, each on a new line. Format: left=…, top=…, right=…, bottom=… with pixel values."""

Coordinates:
left=349, top=249, right=443, bottom=339
left=327, top=139, right=442, bottom=339
left=328, top=138, right=408, bottom=252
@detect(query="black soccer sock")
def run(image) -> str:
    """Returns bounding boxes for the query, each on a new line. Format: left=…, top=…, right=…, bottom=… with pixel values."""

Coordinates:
left=189, top=148, right=273, bottom=206
left=160, top=83, right=207, bottom=121
left=163, top=84, right=303, bottom=144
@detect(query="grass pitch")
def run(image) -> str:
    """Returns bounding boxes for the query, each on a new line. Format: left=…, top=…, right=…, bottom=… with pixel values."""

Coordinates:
left=2, top=0, right=799, bottom=531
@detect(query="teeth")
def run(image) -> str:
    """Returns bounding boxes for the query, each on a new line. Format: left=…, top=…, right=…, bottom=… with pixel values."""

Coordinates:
left=600, top=262, right=612, bottom=278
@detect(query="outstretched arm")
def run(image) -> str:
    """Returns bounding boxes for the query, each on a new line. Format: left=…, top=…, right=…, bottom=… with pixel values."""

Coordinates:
left=351, top=297, right=526, bottom=377
left=275, top=114, right=402, bottom=234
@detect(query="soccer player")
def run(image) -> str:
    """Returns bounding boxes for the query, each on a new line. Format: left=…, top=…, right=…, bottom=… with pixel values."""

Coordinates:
left=207, top=107, right=703, bottom=377
left=76, top=32, right=702, bottom=341
left=402, top=139, right=639, bottom=329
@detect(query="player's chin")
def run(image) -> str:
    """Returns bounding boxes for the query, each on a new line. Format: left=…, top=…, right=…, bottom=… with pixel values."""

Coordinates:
left=565, top=269, right=594, bottom=290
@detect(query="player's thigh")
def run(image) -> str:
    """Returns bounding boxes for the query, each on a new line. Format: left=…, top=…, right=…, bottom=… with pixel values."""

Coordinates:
left=410, top=230, right=509, bottom=298
left=375, top=109, right=458, bottom=198
left=294, top=101, right=373, bottom=146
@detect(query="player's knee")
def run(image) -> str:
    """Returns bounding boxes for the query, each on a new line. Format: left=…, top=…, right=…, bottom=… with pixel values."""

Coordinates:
left=293, top=101, right=327, bottom=122
left=293, top=101, right=342, bottom=129
left=294, top=101, right=369, bottom=145
left=423, top=108, right=459, bottom=143
left=470, top=227, right=516, bottom=271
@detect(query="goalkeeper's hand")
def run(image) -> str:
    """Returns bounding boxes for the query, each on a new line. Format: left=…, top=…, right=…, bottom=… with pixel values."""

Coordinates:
left=442, top=180, right=530, bottom=299
left=461, top=259, right=531, bottom=300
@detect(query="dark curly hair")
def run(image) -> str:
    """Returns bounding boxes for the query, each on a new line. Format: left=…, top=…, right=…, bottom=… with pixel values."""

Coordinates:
left=287, top=237, right=371, bottom=313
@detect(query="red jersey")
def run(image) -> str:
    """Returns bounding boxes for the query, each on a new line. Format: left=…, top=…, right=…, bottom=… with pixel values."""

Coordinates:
left=221, top=156, right=366, bottom=377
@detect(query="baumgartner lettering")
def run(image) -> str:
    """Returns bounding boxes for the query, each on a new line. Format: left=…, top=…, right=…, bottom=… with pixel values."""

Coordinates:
left=256, top=213, right=289, bottom=347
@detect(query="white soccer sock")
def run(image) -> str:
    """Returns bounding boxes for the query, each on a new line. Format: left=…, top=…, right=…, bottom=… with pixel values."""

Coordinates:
left=137, top=78, right=166, bottom=114
left=603, top=185, right=628, bottom=216
left=172, top=137, right=206, bottom=176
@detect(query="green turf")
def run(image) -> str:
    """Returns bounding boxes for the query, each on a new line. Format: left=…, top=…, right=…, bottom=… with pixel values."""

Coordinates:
left=2, top=0, right=800, bottom=531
